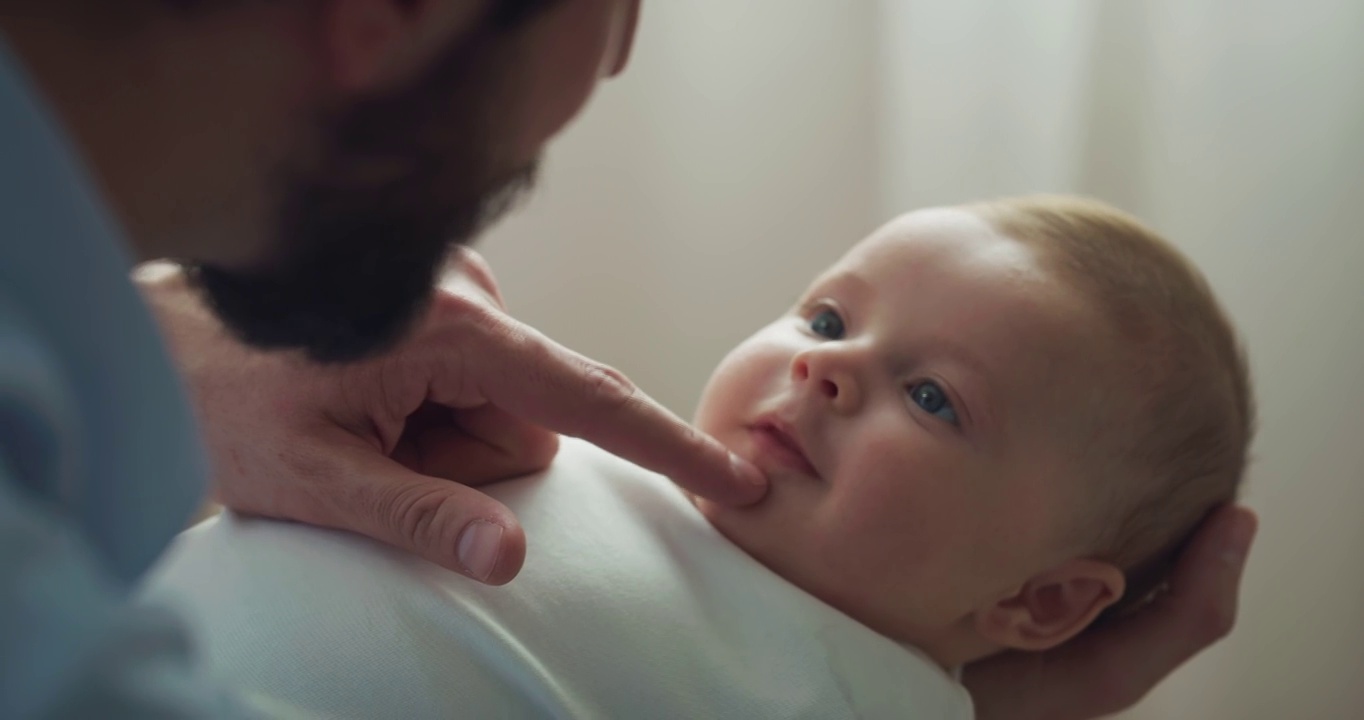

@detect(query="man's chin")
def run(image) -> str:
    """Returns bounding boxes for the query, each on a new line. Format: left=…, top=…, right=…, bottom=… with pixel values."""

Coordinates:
left=185, top=262, right=436, bottom=364
left=186, top=160, right=541, bottom=365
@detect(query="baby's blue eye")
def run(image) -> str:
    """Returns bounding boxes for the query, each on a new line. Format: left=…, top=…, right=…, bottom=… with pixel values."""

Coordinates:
left=908, top=381, right=958, bottom=425
left=808, top=308, right=846, bottom=339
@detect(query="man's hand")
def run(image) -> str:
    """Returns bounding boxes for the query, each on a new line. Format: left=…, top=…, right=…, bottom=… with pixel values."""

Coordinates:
left=138, top=249, right=767, bottom=585
left=963, top=505, right=1258, bottom=720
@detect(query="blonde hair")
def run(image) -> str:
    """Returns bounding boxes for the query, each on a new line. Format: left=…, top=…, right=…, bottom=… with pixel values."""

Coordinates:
left=972, top=195, right=1254, bottom=616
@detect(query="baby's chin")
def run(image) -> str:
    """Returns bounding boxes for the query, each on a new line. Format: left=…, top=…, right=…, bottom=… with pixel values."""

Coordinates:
left=684, top=490, right=724, bottom=523
left=684, top=486, right=741, bottom=532
left=685, top=478, right=788, bottom=554
left=687, top=493, right=757, bottom=558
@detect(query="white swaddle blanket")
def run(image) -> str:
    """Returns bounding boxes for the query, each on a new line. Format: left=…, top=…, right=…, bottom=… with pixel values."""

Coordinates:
left=141, top=438, right=972, bottom=719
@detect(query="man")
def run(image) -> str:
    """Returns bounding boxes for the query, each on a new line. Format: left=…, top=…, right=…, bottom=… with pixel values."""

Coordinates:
left=0, top=0, right=1256, bottom=717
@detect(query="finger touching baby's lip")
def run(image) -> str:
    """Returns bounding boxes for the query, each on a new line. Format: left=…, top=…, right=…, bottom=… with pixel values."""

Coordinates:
left=546, top=378, right=769, bottom=506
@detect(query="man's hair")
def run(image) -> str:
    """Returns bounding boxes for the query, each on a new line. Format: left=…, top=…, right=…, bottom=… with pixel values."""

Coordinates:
left=973, top=195, right=1254, bottom=618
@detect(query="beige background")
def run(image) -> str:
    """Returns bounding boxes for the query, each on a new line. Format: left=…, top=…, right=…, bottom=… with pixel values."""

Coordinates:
left=480, top=1, right=1364, bottom=717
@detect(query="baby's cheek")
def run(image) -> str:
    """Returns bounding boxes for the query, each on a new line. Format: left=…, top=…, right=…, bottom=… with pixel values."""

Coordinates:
left=693, top=364, right=756, bottom=434
left=827, top=463, right=962, bottom=565
left=701, top=480, right=813, bottom=549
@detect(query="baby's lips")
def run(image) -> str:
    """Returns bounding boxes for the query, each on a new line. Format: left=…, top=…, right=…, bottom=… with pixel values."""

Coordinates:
left=747, top=419, right=821, bottom=480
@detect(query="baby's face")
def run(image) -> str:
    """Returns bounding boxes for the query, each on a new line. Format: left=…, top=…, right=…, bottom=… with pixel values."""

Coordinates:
left=693, top=208, right=1107, bottom=661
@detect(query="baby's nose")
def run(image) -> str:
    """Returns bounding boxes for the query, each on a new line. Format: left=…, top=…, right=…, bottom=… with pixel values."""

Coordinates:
left=791, top=353, right=860, bottom=413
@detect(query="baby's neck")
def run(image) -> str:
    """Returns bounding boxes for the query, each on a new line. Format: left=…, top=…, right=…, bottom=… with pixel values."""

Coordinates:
left=683, top=489, right=980, bottom=673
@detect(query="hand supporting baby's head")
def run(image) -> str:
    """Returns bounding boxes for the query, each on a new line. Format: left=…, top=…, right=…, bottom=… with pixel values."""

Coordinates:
left=691, top=195, right=1251, bottom=669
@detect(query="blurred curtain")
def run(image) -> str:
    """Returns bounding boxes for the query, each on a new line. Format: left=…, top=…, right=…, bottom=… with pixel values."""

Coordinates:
left=481, top=2, right=1364, bottom=717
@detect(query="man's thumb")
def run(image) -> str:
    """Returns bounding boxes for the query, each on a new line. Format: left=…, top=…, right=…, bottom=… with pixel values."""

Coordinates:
left=331, top=449, right=527, bottom=584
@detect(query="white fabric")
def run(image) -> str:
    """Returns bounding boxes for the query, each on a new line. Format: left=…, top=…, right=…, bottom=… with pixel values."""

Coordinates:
left=142, top=438, right=972, bottom=720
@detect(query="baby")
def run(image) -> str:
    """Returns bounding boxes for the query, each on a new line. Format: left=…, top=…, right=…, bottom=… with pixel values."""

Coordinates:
left=142, top=196, right=1252, bottom=719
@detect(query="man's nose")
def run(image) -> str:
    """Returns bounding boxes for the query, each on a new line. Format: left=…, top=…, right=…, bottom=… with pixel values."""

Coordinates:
left=790, top=347, right=862, bottom=414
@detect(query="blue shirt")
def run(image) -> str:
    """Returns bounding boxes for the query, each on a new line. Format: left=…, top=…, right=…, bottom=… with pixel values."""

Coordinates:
left=0, top=38, right=252, bottom=718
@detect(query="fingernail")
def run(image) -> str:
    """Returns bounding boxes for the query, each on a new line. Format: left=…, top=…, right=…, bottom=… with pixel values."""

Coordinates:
left=1223, top=513, right=1258, bottom=563
left=731, top=453, right=768, bottom=494
left=458, top=520, right=504, bottom=582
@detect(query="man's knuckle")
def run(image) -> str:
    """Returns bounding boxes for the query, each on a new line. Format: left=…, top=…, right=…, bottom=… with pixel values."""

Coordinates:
left=424, top=293, right=512, bottom=371
left=583, top=362, right=637, bottom=409
left=680, top=421, right=709, bottom=451
left=457, top=249, right=498, bottom=287
left=519, top=431, right=560, bottom=469
left=377, top=483, right=460, bottom=551
left=431, top=287, right=489, bottom=323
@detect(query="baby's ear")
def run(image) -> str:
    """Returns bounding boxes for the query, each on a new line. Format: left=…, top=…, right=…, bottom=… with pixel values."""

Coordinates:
left=973, top=560, right=1125, bottom=652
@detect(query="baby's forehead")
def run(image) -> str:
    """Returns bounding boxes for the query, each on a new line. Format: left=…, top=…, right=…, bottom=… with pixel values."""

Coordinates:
left=827, top=208, right=1054, bottom=291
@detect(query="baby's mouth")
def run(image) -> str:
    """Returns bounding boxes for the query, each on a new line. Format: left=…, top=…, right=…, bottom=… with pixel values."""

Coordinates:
left=747, top=419, right=819, bottom=478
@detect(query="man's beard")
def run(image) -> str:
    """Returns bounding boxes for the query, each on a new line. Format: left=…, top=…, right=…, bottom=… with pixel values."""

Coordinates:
left=184, top=24, right=537, bottom=364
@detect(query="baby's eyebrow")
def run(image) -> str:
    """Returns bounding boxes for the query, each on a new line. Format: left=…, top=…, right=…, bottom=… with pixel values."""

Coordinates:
left=806, top=270, right=875, bottom=305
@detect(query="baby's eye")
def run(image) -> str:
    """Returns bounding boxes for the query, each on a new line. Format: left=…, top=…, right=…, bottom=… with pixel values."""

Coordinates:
left=808, top=308, right=846, bottom=340
left=907, top=381, right=959, bottom=425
